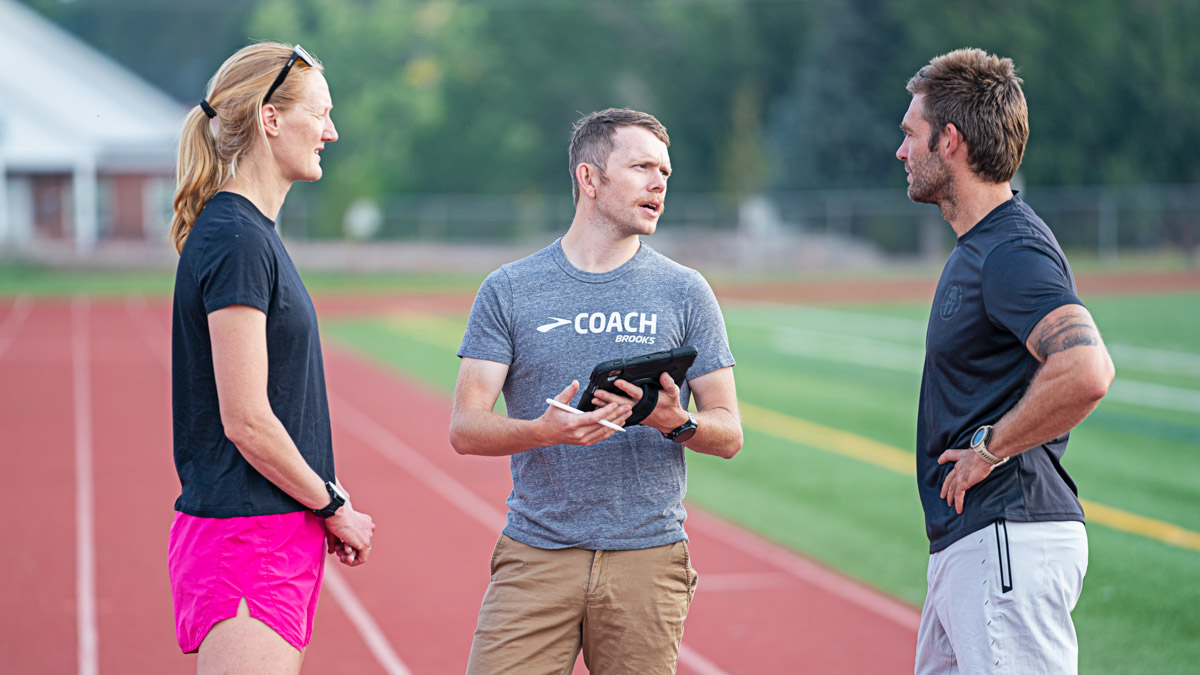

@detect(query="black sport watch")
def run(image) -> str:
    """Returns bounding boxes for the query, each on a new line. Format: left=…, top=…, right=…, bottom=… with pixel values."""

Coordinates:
left=313, top=481, right=347, bottom=519
left=664, top=412, right=699, bottom=443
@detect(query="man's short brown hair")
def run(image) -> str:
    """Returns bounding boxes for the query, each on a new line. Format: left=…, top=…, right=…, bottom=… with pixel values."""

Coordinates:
left=569, top=108, right=670, bottom=204
left=907, top=48, right=1029, bottom=183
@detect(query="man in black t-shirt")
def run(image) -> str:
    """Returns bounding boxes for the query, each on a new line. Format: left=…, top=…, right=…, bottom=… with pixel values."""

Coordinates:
left=897, top=49, right=1114, bottom=674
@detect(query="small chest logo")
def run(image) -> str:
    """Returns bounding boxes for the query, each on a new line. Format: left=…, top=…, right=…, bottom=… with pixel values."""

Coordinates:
left=537, top=317, right=573, bottom=332
left=940, top=283, right=962, bottom=320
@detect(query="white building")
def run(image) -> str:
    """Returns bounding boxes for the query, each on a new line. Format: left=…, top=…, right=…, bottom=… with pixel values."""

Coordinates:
left=0, top=0, right=184, bottom=253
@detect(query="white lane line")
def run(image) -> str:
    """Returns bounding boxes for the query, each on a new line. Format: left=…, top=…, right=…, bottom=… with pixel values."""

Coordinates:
left=330, top=393, right=730, bottom=675
left=72, top=297, right=98, bottom=675
left=773, top=327, right=924, bottom=373
left=692, top=512, right=921, bottom=630
left=678, top=643, right=731, bottom=675
left=331, top=395, right=507, bottom=532
left=694, top=572, right=795, bottom=592
left=124, top=302, right=414, bottom=674
left=0, top=294, right=33, bottom=362
left=323, top=566, right=413, bottom=675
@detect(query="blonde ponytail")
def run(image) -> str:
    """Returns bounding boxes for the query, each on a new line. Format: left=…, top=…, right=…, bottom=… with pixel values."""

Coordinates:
left=170, top=107, right=227, bottom=253
left=169, top=42, right=325, bottom=254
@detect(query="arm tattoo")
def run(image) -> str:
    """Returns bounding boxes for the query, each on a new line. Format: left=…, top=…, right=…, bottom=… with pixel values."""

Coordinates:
left=1032, top=312, right=1101, bottom=360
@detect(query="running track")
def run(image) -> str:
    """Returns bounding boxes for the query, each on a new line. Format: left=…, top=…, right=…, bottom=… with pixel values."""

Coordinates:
left=0, top=296, right=918, bottom=673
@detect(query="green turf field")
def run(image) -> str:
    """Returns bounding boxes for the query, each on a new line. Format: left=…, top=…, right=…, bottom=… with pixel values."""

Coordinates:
left=0, top=264, right=484, bottom=298
left=321, top=290, right=1200, bottom=674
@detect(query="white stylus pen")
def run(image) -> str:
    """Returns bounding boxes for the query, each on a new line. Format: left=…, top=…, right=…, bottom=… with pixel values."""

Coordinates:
left=545, top=398, right=626, bottom=433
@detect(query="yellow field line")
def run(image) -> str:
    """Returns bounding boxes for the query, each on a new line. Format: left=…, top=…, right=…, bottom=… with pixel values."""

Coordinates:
left=1079, top=499, right=1200, bottom=551
left=739, top=401, right=1200, bottom=553
left=740, top=402, right=914, bottom=475
left=369, top=319, right=1200, bottom=555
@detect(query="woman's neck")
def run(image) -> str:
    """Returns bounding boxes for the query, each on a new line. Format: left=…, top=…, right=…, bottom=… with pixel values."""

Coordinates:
left=222, top=151, right=290, bottom=221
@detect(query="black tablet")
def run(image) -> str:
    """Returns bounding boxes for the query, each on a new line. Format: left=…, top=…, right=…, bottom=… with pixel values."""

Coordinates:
left=576, top=345, right=698, bottom=424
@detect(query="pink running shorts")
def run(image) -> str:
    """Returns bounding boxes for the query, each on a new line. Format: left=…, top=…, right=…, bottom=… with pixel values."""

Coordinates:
left=168, top=510, right=326, bottom=653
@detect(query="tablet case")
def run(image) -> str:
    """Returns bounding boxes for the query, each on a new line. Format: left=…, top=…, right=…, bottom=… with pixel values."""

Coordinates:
left=576, top=345, right=698, bottom=426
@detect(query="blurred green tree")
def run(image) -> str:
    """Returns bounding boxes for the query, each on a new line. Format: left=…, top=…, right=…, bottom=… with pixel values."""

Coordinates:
left=22, top=0, right=255, bottom=103
left=20, top=0, right=1200, bottom=238
left=884, top=0, right=1200, bottom=187
left=765, top=0, right=910, bottom=190
left=246, top=0, right=809, bottom=235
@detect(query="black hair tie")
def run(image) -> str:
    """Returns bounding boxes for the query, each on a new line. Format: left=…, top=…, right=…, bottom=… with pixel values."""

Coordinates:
left=199, top=99, right=217, bottom=119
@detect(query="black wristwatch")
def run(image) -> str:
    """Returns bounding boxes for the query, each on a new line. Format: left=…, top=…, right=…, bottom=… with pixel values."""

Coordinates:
left=664, top=412, right=699, bottom=443
left=313, top=480, right=347, bottom=519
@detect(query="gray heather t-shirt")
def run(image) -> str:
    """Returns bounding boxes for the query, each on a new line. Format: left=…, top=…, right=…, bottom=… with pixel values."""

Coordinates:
left=458, top=239, right=735, bottom=550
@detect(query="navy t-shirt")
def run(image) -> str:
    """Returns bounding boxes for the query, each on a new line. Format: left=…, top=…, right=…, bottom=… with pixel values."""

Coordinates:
left=917, top=193, right=1086, bottom=553
left=171, top=192, right=334, bottom=518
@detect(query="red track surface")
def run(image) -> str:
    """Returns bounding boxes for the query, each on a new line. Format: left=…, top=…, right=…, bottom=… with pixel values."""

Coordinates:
left=1, top=296, right=918, bottom=674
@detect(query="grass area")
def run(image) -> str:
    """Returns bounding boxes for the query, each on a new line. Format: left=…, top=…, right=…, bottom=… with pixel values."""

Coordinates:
left=323, top=314, right=467, bottom=394
left=0, top=263, right=483, bottom=298
left=1062, top=249, right=1199, bottom=275
left=4, top=247, right=1190, bottom=298
left=320, top=290, right=1200, bottom=674
left=0, top=264, right=177, bottom=297
left=300, top=269, right=485, bottom=296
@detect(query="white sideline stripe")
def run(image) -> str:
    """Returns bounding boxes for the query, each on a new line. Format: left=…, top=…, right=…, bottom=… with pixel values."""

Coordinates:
left=324, top=566, right=413, bottom=675
left=771, top=325, right=1200, bottom=413
left=121, top=302, right=412, bottom=674
left=0, top=294, right=33, bottom=362
left=330, top=395, right=729, bottom=675
left=1108, top=343, right=1200, bottom=377
left=694, top=513, right=921, bottom=631
left=72, top=298, right=98, bottom=675
left=737, top=302, right=928, bottom=341
left=1105, top=379, right=1200, bottom=414
left=751, top=302, right=1200, bottom=380
left=773, top=327, right=923, bottom=373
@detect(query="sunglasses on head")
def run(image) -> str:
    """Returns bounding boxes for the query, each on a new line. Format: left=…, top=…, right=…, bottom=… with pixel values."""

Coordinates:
left=263, top=44, right=315, bottom=105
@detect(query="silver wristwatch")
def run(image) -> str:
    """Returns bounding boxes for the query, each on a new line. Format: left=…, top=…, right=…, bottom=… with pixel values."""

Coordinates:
left=969, top=425, right=1008, bottom=466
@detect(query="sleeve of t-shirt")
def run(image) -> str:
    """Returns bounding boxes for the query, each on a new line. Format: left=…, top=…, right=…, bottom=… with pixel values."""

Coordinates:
left=194, top=228, right=275, bottom=315
left=682, top=271, right=736, bottom=379
left=457, top=268, right=515, bottom=365
left=981, top=239, right=1083, bottom=344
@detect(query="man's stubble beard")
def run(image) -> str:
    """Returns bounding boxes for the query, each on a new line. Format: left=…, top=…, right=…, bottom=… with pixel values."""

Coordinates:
left=596, top=188, right=660, bottom=238
left=908, top=149, right=957, bottom=223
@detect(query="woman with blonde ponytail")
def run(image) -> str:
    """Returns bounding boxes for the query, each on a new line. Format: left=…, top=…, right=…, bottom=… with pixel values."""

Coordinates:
left=167, top=43, right=375, bottom=673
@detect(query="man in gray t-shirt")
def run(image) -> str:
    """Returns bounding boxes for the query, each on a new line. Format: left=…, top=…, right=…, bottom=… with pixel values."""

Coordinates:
left=452, top=109, right=743, bottom=674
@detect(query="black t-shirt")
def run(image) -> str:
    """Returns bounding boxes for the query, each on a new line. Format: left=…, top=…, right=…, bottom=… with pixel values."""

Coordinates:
left=171, top=192, right=334, bottom=517
left=918, top=193, right=1085, bottom=553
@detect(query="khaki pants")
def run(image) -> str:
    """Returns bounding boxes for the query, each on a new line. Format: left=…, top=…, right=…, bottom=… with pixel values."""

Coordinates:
left=466, top=534, right=698, bottom=675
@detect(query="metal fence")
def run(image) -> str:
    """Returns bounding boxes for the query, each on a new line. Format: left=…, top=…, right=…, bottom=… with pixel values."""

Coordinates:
left=281, top=183, right=1200, bottom=263
left=8, top=182, right=1195, bottom=271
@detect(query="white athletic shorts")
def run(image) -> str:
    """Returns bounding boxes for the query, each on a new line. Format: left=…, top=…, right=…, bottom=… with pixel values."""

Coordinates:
left=915, top=520, right=1088, bottom=674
